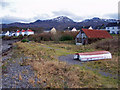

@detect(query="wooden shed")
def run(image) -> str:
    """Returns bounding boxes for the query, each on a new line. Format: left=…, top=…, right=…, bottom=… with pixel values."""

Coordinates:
left=75, top=28, right=113, bottom=45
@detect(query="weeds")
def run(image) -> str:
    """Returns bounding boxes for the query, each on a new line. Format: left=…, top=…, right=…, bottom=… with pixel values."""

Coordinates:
left=13, top=41, right=118, bottom=88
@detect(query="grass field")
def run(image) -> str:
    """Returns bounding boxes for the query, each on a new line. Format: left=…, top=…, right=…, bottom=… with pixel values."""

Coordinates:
left=12, top=36, right=119, bottom=88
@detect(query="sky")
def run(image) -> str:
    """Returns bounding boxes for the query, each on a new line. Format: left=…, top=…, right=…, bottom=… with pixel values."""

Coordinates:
left=0, top=0, right=119, bottom=24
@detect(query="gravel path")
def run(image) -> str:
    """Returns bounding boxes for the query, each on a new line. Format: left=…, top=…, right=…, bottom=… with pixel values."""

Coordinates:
left=58, top=54, right=118, bottom=79
left=2, top=51, right=41, bottom=88
left=1, top=40, right=41, bottom=88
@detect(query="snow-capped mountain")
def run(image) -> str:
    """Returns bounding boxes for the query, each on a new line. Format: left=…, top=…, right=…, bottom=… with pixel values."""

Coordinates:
left=82, top=17, right=117, bottom=23
left=2, top=16, right=118, bottom=31
left=51, top=16, right=74, bottom=23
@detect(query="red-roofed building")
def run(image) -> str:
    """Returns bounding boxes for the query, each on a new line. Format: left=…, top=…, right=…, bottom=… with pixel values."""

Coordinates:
left=26, top=28, right=34, bottom=35
left=21, top=29, right=26, bottom=36
left=75, top=28, right=113, bottom=45
left=15, top=30, right=20, bottom=36
left=15, top=29, right=34, bottom=36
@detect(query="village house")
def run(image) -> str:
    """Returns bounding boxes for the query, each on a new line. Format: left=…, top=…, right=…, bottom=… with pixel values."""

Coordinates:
left=88, top=26, right=93, bottom=29
left=106, top=22, right=120, bottom=34
left=26, top=29, right=34, bottom=35
left=15, top=30, right=20, bottom=36
left=20, top=29, right=26, bottom=36
left=5, top=31, right=10, bottom=36
left=75, top=28, right=113, bottom=45
left=15, top=29, right=34, bottom=36
left=50, top=27, right=57, bottom=34
left=2, top=28, right=34, bottom=37
left=71, top=27, right=77, bottom=32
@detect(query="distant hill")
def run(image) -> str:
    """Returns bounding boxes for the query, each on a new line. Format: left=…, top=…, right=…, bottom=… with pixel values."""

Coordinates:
left=1, top=16, right=118, bottom=32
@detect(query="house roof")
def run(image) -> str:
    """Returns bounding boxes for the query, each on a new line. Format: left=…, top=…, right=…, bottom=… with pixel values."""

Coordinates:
left=71, top=27, right=77, bottom=31
left=16, top=30, right=20, bottom=33
left=22, top=29, right=26, bottom=32
left=82, top=29, right=113, bottom=39
left=27, top=29, right=33, bottom=32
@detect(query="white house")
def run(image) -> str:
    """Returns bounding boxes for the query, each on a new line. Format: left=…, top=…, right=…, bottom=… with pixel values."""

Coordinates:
left=26, top=29, right=34, bottom=35
left=106, top=22, right=120, bottom=34
left=71, top=27, right=77, bottom=31
left=21, top=29, right=26, bottom=36
left=50, top=27, right=56, bottom=34
left=88, top=26, right=93, bottom=29
left=11, top=32, right=15, bottom=36
left=15, top=30, right=20, bottom=36
left=5, top=31, right=10, bottom=36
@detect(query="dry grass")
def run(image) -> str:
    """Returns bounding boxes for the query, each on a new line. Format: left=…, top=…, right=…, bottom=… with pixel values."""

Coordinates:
left=13, top=41, right=118, bottom=88
left=28, top=78, right=35, bottom=86
left=18, top=73, right=22, bottom=81
left=30, top=60, right=104, bottom=88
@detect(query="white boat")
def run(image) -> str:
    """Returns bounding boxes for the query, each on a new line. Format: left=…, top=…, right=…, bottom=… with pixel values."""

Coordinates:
left=74, top=51, right=112, bottom=61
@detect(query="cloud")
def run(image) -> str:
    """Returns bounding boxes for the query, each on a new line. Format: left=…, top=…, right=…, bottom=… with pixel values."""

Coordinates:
left=33, top=14, right=51, bottom=20
left=52, top=10, right=83, bottom=21
left=104, top=13, right=118, bottom=19
left=0, top=0, right=10, bottom=8
left=1, top=16, right=34, bottom=24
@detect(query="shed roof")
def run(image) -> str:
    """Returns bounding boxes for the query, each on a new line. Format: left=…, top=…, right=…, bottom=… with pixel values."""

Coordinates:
left=76, top=51, right=110, bottom=55
left=82, top=29, right=113, bottom=39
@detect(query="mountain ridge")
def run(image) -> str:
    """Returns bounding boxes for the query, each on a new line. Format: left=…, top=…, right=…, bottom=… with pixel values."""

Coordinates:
left=2, top=16, right=118, bottom=30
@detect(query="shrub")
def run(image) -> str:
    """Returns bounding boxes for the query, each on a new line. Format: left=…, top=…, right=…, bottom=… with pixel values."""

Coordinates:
left=21, top=39, right=29, bottom=43
left=92, top=36, right=119, bottom=55
left=60, top=35, right=73, bottom=41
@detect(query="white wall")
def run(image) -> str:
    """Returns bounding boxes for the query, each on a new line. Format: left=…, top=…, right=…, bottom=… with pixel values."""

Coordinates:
left=106, top=26, right=120, bottom=34
left=5, top=31, right=10, bottom=36
left=15, top=33, right=20, bottom=36
left=26, top=31, right=34, bottom=35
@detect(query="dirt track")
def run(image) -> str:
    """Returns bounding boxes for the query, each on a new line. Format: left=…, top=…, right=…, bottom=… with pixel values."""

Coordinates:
left=58, top=54, right=85, bottom=66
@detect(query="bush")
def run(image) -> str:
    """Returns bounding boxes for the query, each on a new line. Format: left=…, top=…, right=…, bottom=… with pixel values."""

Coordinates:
left=21, top=39, right=29, bottom=43
left=60, top=35, right=73, bottom=41
left=92, top=36, right=119, bottom=55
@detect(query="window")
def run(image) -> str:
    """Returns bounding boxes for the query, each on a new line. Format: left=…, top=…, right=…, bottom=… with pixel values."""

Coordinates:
left=107, top=30, right=110, bottom=33
left=117, top=31, right=120, bottom=34
left=112, top=31, right=115, bottom=34
left=112, top=27, right=114, bottom=29
left=76, top=38, right=82, bottom=43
